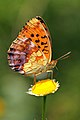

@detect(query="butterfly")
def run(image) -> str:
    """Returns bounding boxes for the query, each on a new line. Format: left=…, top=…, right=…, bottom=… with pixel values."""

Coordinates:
left=7, top=16, right=71, bottom=83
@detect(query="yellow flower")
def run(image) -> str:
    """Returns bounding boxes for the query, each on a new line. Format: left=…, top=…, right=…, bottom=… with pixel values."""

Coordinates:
left=27, top=79, right=60, bottom=96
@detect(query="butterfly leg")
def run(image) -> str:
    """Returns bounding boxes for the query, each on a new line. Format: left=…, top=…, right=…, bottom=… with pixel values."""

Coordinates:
left=33, top=74, right=37, bottom=84
left=47, top=70, right=53, bottom=79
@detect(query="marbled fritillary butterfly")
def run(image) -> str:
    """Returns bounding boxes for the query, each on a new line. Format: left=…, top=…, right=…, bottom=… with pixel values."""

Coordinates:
left=7, top=16, right=71, bottom=83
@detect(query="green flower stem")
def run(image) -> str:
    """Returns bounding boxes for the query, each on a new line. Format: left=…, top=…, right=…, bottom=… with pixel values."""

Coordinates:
left=42, top=96, right=47, bottom=120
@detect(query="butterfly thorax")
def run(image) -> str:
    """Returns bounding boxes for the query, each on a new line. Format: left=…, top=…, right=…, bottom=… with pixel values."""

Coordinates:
left=47, top=60, right=57, bottom=70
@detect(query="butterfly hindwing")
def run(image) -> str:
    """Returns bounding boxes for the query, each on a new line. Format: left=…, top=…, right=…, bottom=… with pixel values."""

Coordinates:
left=18, top=16, right=52, bottom=62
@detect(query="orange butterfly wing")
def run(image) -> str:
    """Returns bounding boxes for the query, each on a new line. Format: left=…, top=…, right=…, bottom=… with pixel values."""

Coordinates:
left=18, top=16, right=52, bottom=62
left=7, top=16, right=52, bottom=75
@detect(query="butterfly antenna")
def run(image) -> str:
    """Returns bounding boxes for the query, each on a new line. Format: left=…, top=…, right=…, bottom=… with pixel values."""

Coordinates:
left=56, top=51, right=71, bottom=61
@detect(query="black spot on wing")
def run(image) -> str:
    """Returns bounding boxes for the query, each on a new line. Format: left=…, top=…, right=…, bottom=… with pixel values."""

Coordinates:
left=42, top=49, right=49, bottom=54
left=41, top=35, right=47, bottom=39
left=10, top=48, right=15, bottom=51
left=45, top=27, right=47, bottom=31
left=36, top=16, right=44, bottom=23
left=36, top=34, right=39, bottom=37
left=31, top=33, right=34, bottom=37
left=44, top=46, right=48, bottom=48
left=38, top=45, right=41, bottom=48
left=28, top=38, right=32, bottom=41
left=8, top=52, right=14, bottom=56
left=41, top=41, right=47, bottom=45
left=48, top=35, right=51, bottom=40
left=35, top=39, right=40, bottom=43
left=25, top=22, right=27, bottom=25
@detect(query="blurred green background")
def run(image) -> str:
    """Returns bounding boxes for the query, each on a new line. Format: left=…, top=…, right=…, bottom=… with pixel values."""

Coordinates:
left=0, top=0, right=80, bottom=120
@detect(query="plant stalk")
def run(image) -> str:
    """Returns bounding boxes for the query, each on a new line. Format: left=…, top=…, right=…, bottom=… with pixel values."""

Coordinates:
left=42, top=96, right=47, bottom=120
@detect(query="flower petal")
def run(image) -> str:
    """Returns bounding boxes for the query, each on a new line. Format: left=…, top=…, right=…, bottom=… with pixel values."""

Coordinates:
left=27, top=79, right=60, bottom=96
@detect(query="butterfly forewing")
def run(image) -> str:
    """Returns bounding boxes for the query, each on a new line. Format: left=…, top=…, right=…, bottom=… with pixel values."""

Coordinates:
left=18, top=16, right=52, bottom=62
